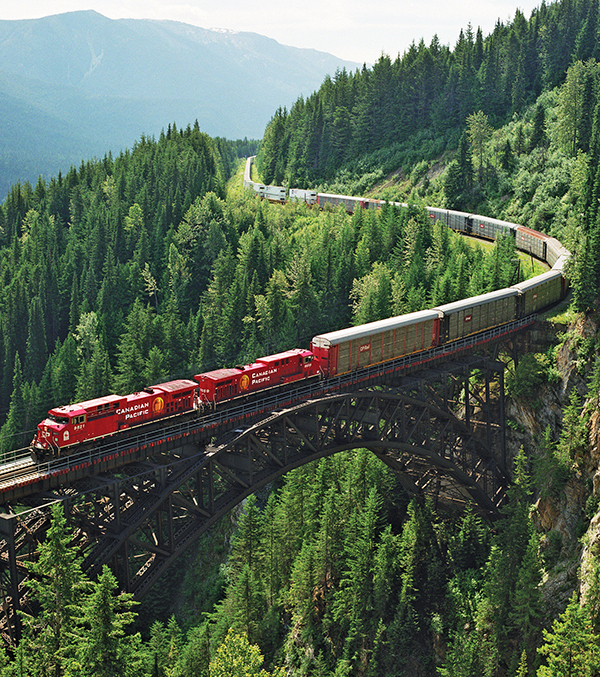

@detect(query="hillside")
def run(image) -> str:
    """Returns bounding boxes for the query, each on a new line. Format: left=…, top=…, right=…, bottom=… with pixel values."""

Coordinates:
left=0, top=10, right=360, bottom=196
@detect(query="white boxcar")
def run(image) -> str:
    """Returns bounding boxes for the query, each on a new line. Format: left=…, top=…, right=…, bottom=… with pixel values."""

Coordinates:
left=289, top=188, right=317, bottom=205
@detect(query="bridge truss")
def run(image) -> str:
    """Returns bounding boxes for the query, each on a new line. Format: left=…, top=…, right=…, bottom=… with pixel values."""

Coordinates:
left=0, top=354, right=508, bottom=644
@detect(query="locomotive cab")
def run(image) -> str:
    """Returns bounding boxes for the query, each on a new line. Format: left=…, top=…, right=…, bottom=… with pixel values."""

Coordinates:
left=31, top=411, right=73, bottom=462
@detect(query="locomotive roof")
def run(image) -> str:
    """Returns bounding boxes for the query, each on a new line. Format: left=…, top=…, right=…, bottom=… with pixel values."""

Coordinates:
left=258, top=348, right=309, bottom=362
left=149, top=379, right=197, bottom=392
left=311, top=309, right=442, bottom=347
left=196, top=367, right=242, bottom=382
left=52, top=393, right=123, bottom=414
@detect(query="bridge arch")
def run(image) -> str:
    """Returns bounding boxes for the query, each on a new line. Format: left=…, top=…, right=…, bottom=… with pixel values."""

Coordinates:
left=6, top=390, right=505, bottom=584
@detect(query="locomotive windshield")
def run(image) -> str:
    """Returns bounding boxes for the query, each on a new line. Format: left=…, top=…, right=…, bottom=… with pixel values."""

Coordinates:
left=47, top=413, right=69, bottom=425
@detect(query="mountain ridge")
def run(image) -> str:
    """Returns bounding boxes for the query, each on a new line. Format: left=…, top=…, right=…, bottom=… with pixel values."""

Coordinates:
left=0, top=10, right=360, bottom=195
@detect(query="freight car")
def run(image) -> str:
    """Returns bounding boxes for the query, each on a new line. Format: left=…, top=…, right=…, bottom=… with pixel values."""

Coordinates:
left=242, top=158, right=285, bottom=202
left=512, top=269, right=566, bottom=316
left=311, top=309, right=441, bottom=378
left=289, top=188, right=317, bottom=204
left=316, top=193, right=383, bottom=211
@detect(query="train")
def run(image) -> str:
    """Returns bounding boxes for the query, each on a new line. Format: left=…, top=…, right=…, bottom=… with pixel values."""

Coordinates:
left=243, top=157, right=569, bottom=266
left=28, top=159, right=570, bottom=462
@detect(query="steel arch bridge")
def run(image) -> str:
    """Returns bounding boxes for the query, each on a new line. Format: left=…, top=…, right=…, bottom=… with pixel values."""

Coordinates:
left=0, top=355, right=508, bottom=643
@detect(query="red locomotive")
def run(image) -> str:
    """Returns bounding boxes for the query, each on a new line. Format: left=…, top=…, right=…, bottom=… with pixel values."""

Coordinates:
left=30, top=350, right=321, bottom=460
left=195, top=348, right=320, bottom=406
left=30, top=379, right=198, bottom=461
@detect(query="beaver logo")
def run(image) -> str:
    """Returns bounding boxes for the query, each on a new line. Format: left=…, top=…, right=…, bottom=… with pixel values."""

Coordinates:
left=153, top=397, right=165, bottom=414
left=240, top=374, right=250, bottom=390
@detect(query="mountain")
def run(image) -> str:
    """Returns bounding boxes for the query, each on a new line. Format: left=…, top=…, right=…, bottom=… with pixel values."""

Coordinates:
left=0, top=10, right=360, bottom=196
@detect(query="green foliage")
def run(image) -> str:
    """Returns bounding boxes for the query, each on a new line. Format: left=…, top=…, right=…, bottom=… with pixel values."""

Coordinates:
left=208, top=628, right=285, bottom=677
left=15, top=504, right=145, bottom=677
left=20, top=503, right=90, bottom=677
left=557, top=388, right=589, bottom=467
left=69, top=565, right=142, bottom=677
left=506, top=353, right=553, bottom=405
left=537, top=593, right=600, bottom=676
left=533, top=426, right=571, bottom=500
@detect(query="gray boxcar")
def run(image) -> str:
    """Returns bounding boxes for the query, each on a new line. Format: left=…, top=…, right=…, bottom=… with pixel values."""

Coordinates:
left=436, top=288, right=519, bottom=343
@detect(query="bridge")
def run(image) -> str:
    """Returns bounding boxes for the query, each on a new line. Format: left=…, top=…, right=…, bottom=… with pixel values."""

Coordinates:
left=0, top=315, right=543, bottom=644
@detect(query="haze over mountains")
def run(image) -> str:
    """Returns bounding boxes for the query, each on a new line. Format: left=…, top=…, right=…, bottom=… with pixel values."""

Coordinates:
left=0, top=10, right=360, bottom=196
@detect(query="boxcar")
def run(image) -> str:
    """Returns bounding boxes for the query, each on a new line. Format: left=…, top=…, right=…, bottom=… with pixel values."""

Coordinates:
left=545, top=237, right=570, bottom=268
left=552, top=254, right=569, bottom=273
left=311, top=309, right=442, bottom=378
left=317, top=193, right=369, bottom=212
left=436, top=288, right=519, bottom=343
left=428, top=207, right=472, bottom=233
left=264, top=185, right=286, bottom=202
left=512, top=270, right=564, bottom=315
left=289, top=188, right=317, bottom=204
left=471, top=215, right=516, bottom=241
left=515, top=225, right=547, bottom=260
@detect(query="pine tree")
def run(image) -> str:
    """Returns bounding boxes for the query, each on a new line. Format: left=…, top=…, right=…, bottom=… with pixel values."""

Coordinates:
left=70, top=565, right=140, bottom=677
left=557, top=388, right=588, bottom=467
left=209, top=628, right=285, bottom=677
left=113, top=299, right=154, bottom=394
left=467, top=110, right=493, bottom=185
left=537, top=593, right=600, bottom=676
left=177, top=622, right=211, bottom=677
left=229, top=495, right=264, bottom=579
left=21, top=503, right=89, bottom=677
left=510, top=531, right=544, bottom=663
left=0, top=353, right=26, bottom=454
left=24, top=295, right=48, bottom=384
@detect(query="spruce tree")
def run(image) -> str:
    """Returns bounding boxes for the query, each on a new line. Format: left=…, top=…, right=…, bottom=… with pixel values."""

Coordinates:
left=71, top=565, right=141, bottom=677
left=21, top=503, right=89, bottom=677
left=0, top=354, right=26, bottom=454
left=537, top=593, right=600, bottom=676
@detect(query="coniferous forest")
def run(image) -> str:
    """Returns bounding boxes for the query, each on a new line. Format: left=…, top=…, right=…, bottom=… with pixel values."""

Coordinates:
left=5, top=0, right=600, bottom=674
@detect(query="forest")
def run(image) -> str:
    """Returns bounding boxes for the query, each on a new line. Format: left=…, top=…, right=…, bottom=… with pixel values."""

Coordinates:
left=2, top=0, right=600, bottom=673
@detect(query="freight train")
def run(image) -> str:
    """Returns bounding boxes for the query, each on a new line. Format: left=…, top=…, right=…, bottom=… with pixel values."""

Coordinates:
left=29, top=160, right=570, bottom=461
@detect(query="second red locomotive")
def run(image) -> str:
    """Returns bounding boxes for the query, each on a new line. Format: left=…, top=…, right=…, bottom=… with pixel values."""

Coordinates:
left=195, top=348, right=320, bottom=407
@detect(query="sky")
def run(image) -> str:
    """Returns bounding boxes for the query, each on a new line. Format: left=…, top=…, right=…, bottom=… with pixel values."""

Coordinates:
left=2, top=0, right=543, bottom=64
